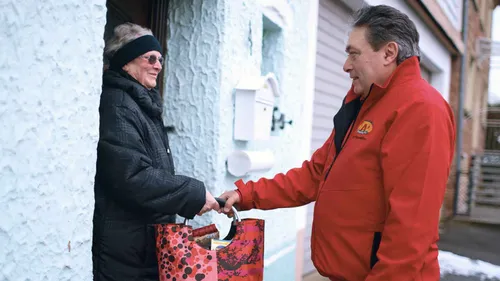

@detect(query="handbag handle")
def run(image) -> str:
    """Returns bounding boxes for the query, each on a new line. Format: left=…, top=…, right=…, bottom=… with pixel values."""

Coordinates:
left=215, top=197, right=241, bottom=222
left=183, top=197, right=241, bottom=225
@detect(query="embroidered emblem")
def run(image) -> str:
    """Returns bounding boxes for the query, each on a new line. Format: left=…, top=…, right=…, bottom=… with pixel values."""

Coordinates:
left=357, top=120, right=373, bottom=135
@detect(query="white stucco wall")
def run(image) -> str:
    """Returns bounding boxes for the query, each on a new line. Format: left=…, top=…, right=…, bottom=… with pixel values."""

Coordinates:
left=0, top=1, right=106, bottom=280
left=164, top=0, right=225, bottom=228
left=217, top=0, right=316, bottom=278
left=0, top=0, right=315, bottom=279
left=164, top=0, right=317, bottom=279
left=364, top=0, right=452, bottom=101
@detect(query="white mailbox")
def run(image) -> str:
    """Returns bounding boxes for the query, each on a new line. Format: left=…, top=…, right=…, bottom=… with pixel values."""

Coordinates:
left=233, top=73, right=281, bottom=141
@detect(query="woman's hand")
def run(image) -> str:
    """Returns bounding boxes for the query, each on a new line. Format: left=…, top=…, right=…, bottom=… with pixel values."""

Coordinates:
left=197, top=190, right=221, bottom=216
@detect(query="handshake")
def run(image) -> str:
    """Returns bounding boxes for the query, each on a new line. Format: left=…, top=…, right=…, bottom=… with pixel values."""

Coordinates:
left=197, top=190, right=240, bottom=216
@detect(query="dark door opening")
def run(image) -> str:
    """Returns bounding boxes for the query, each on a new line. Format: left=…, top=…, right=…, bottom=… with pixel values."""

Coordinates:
left=103, top=0, right=169, bottom=96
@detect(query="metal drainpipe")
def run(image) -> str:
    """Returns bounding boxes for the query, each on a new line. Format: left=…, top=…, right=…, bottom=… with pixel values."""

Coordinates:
left=453, top=0, right=469, bottom=216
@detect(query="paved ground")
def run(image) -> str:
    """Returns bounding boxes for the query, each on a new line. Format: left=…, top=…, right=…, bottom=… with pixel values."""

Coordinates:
left=438, top=218, right=500, bottom=281
left=304, top=272, right=500, bottom=281
left=303, top=218, right=500, bottom=281
left=438, top=218, right=500, bottom=265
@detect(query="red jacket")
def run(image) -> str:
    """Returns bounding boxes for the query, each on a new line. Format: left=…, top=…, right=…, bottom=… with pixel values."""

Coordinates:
left=235, top=57, right=456, bottom=281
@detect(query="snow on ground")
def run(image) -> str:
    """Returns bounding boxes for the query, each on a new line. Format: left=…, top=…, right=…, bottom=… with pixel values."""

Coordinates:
left=439, top=251, right=500, bottom=279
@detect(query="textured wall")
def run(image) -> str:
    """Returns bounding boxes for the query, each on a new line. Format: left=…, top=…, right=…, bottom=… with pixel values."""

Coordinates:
left=216, top=0, right=315, bottom=273
left=0, top=0, right=313, bottom=279
left=0, top=1, right=106, bottom=280
left=164, top=0, right=316, bottom=278
left=164, top=0, right=225, bottom=228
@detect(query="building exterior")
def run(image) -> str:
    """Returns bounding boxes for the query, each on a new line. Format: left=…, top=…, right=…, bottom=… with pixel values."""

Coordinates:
left=1, top=0, right=319, bottom=280
left=476, top=105, right=500, bottom=224
left=406, top=0, right=500, bottom=223
left=454, top=0, right=500, bottom=224
left=2, top=0, right=499, bottom=280
left=164, top=1, right=318, bottom=281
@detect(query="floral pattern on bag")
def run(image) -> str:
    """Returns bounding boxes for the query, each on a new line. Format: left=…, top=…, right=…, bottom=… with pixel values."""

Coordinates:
left=156, top=219, right=264, bottom=281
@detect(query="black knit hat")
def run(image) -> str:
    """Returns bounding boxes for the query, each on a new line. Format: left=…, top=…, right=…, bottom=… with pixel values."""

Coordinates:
left=109, top=35, right=162, bottom=70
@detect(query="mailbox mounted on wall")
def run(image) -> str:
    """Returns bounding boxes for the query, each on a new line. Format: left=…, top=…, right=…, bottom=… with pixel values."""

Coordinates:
left=233, top=73, right=281, bottom=141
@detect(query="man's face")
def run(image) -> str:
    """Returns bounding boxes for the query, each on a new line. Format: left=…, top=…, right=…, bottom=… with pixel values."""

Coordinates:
left=343, top=27, right=387, bottom=97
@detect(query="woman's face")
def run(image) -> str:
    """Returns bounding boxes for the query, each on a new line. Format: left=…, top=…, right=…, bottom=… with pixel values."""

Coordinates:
left=123, top=50, right=163, bottom=89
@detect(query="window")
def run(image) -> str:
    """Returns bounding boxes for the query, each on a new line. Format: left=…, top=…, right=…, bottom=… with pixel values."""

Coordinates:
left=465, top=57, right=477, bottom=115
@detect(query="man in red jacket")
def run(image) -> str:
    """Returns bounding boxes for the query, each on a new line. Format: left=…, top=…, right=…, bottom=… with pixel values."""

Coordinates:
left=219, top=4, right=456, bottom=281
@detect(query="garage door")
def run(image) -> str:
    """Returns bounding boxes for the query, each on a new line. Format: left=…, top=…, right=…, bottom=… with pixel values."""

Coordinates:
left=303, top=0, right=353, bottom=275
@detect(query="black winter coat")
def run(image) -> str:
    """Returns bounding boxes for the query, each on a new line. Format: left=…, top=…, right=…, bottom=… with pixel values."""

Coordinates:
left=92, top=70, right=206, bottom=281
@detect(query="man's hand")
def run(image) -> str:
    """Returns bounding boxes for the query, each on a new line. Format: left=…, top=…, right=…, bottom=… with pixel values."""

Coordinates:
left=197, top=190, right=220, bottom=216
left=218, top=190, right=241, bottom=215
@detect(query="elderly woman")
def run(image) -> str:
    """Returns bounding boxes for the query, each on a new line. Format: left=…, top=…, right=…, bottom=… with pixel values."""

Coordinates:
left=92, top=23, right=220, bottom=281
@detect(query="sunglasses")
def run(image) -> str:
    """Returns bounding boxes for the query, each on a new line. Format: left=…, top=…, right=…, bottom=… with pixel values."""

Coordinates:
left=141, top=55, right=164, bottom=66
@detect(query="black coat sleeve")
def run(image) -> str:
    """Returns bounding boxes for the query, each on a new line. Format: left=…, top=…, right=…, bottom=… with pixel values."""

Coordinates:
left=97, top=105, right=206, bottom=220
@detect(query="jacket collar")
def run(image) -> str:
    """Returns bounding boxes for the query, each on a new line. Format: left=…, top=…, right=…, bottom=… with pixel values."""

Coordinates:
left=345, top=56, right=422, bottom=104
left=103, top=69, right=163, bottom=117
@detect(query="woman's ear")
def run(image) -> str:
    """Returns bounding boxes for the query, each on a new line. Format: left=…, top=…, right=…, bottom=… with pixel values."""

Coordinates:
left=384, top=42, right=398, bottom=65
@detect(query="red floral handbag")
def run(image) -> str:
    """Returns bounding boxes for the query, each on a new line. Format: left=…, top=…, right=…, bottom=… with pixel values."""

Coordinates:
left=155, top=199, right=265, bottom=281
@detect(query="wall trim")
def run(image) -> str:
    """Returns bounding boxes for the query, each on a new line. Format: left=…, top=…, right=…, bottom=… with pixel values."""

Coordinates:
left=406, top=0, right=464, bottom=55
left=265, top=243, right=296, bottom=268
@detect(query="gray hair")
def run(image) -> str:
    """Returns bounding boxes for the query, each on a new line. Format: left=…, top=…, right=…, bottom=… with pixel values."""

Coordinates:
left=351, top=5, right=420, bottom=65
left=104, top=23, right=153, bottom=62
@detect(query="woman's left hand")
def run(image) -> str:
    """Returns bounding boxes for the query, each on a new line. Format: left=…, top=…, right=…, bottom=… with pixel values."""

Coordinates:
left=197, top=190, right=220, bottom=216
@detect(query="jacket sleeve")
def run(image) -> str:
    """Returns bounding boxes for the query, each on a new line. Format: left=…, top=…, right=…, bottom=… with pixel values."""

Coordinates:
left=235, top=131, right=335, bottom=211
left=97, top=105, right=206, bottom=220
left=365, top=100, right=455, bottom=281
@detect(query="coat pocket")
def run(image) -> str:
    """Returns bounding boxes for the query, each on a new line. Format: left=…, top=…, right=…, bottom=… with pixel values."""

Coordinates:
left=316, top=188, right=385, bottom=230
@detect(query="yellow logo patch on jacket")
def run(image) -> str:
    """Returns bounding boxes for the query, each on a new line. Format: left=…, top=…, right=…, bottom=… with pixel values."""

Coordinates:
left=357, top=121, right=373, bottom=135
